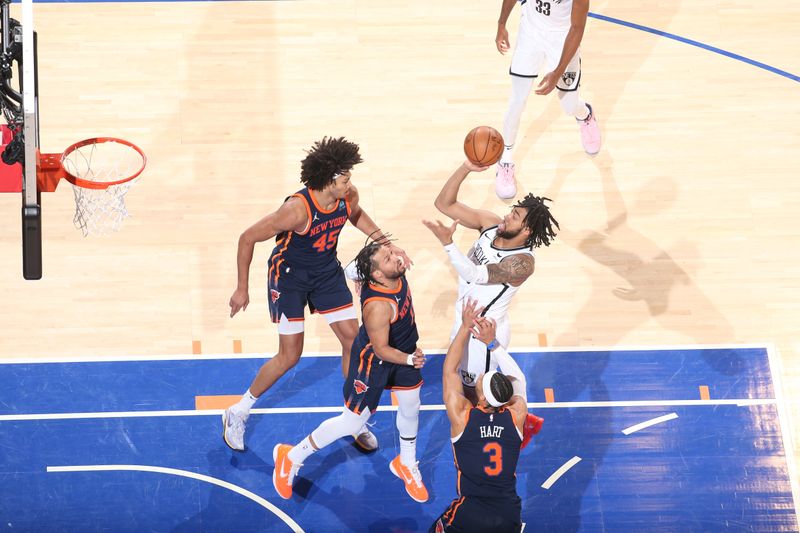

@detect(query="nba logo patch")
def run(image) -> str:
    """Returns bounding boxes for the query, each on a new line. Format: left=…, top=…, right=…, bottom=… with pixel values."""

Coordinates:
left=562, top=72, right=577, bottom=86
left=353, top=379, right=369, bottom=394
left=270, top=289, right=280, bottom=303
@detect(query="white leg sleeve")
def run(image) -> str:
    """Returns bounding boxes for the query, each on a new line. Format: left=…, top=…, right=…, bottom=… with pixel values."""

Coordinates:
left=309, top=407, right=371, bottom=450
left=502, top=76, right=535, bottom=157
left=558, top=89, right=589, bottom=120
left=394, top=387, right=421, bottom=438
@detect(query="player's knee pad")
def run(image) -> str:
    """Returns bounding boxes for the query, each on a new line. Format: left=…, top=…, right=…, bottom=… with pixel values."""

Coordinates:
left=394, top=387, right=421, bottom=436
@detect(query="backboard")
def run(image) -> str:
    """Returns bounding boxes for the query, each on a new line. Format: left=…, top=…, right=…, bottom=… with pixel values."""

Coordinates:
left=0, top=0, right=39, bottom=279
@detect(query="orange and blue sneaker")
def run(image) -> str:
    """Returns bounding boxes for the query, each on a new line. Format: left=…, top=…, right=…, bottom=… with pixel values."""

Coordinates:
left=272, top=443, right=301, bottom=500
left=389, top=455, right=429, bottom=503
left=521, top=413, right=544, bottom=450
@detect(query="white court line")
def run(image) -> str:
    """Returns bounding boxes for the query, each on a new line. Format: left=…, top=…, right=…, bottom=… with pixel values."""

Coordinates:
left=766, top=345, right=800, bottom=527
left=541, top=456, right=582, bottom=489
left=0, top=399, right=775, bottom=422
left=0, top=343, right=773, bottom=364
left=47, top=464, right=303, bottom=532
left=622, top=413, right=679, bottom=435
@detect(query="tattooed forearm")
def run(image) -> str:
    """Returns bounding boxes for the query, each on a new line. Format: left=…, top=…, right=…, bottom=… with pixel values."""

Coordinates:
left=486, top=254, right=535, bottom=286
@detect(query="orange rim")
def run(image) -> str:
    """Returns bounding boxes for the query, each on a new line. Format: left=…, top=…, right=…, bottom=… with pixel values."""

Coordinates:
left=60, top=137, right=146, bottom=190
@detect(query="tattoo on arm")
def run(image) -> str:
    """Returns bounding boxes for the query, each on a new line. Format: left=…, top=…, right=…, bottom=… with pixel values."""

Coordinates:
left=487, top=254, right=535, bottom=286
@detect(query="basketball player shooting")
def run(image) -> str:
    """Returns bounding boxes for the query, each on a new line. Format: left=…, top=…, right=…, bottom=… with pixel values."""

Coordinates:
left=424, top=159, right=557, bottom=448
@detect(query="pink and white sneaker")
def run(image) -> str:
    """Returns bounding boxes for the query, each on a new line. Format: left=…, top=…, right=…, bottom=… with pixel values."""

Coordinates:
left=578, top=103, right=601, bottom=155
left=495, top=162, right=517, bottom=199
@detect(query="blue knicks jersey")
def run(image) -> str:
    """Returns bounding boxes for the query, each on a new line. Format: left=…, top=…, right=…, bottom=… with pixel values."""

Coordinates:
left=452, top=407, right=522, bottom=500
left=353, top=275, right=419, bottom=355
left=269, top=188, right=351, bottom=275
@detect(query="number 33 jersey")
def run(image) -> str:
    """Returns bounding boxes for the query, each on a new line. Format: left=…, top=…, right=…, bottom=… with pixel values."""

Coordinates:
left=521, top=0, right=573, bottom=32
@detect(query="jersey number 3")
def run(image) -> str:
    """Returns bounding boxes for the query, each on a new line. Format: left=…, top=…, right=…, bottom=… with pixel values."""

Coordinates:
left=483, top=442, right=503, bottom=476
left=535, top=0, right=551, bottom=16
left=312, top=229, right=341, bottom=253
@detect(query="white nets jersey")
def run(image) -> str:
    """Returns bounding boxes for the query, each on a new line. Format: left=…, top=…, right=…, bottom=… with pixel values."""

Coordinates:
left=454, top=226, right=534, bottom=324
left=521, top=0, right=573, bottom=32
left=450, top=226, right=534, bottom=386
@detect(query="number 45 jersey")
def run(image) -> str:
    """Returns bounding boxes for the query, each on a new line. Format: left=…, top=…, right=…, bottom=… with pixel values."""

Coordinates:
left=270, top=187, right=351, bottom=276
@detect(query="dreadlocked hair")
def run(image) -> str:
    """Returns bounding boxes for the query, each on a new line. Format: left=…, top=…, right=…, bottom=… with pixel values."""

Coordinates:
left=354, top=242, right=384, bottom=287
left=515, top=194, right=560, bottom=249
left=300, top=136, right=363, bottom=190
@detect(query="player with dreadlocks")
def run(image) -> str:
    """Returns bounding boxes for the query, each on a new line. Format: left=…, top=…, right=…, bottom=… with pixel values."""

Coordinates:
left=272, top=240, right=428, bottom=502
left=225, top=137, right=411, bottom=454
left=424, top=159, right=558, bottom=449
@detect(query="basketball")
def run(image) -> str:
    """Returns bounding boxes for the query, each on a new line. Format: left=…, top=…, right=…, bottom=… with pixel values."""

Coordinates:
left=463, top=126, right=504, bottom=166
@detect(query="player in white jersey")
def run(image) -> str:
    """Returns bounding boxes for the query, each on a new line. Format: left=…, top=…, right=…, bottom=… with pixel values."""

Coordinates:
left=494, top=0, right=601, bottom=199
left=424, top=160, right=558, bottom=398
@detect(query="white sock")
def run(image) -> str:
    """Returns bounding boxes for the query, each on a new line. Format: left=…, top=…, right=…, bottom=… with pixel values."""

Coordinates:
left=233, top=389, right=258, bottom=415
left=500, top=145, right=514, bottom=165
left=400, top=435, right=417, bottom=468
left=288, top=435, right=317, bottom=465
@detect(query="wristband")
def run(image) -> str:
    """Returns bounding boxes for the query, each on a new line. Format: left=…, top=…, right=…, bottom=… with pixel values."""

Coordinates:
left=487, top=339, right=499, bottom=351
left=406, top=353, right=415, bottom=366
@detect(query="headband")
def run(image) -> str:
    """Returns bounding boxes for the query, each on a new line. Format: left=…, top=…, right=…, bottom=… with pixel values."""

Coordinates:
left=482, top=371, right=505, bottom=407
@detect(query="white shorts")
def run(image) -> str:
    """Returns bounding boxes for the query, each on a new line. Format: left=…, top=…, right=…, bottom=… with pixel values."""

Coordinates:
left=450, top=313, right=511, bottom=387
left=510, top=20, right=582, bottom=92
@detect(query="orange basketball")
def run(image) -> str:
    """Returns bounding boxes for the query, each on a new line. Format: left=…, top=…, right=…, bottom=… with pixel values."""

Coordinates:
left=463, top=126, right=504, bottom=166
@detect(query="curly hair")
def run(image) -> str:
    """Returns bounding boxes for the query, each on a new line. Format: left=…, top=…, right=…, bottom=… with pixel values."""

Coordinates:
left=515, top=194, right=560, bottom=249
left=300, top=137, right=363, bottom=190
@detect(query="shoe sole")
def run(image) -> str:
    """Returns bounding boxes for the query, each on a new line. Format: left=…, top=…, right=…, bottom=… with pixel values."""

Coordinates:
left=221, top=410, right=245, bottom=452
left=352, top=434, right=378, bottom=453
left=389, top=459, right=428, bottom=503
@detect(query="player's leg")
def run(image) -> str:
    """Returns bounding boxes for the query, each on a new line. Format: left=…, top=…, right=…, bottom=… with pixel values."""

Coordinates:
left=273, top=345, right=389, bottom=498
left=551, top=42, right=600, bottom=154
left=223, top=329, right=304, bottom=451
left=222, top=281, right=307, bottom=452
left=388, top=366, right=428, bottom=502
left=497, top=23, right=544, bottom=199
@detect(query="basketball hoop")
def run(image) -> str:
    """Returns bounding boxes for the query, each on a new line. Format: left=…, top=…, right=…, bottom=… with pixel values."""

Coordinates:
left=37, top=137, right=146, bottom=236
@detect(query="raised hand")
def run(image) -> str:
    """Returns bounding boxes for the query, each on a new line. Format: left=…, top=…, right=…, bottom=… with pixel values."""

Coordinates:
left=422, top=218, right=459, bottom=245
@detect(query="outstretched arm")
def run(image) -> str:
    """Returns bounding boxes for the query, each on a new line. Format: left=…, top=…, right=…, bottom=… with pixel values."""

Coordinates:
left=434, top=162, right=502, bottom=231
left=229, top=198, right=307, bottom=317
left=443, top=299, right=483, bottom=434
left=486, top=253, right=535, bottom=287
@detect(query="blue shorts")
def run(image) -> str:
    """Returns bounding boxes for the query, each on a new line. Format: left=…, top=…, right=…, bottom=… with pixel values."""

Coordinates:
left=267, top=262, right=353, bottom=323
left=430, top=496, right=521, bottom=533
left=343, top=344, right=423, bottom=415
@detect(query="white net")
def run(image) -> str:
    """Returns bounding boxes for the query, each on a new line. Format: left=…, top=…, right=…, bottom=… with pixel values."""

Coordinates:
left=62, top=139, right=145, bottom=236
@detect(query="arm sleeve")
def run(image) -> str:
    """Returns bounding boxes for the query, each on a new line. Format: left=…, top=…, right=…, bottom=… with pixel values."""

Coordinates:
left=493, top=345, right=527, bottom=401
left=443, top=243, right=489, bottom=284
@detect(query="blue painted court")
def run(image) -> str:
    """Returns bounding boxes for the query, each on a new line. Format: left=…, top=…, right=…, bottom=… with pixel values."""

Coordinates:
left=0, top=346, right=797, bottom=531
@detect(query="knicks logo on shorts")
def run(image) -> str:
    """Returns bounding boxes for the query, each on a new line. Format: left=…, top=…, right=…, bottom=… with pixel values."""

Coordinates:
left=270, top=289, right=281, bottom=303
left=353, top=379, right=369, bottom=394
